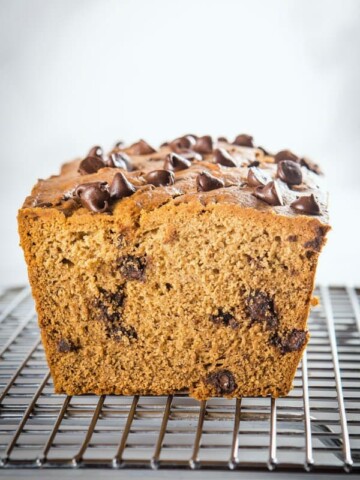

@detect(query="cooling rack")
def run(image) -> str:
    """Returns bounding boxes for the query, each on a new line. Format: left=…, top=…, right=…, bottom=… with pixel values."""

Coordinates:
left=0, top=285, right=359, bottom=475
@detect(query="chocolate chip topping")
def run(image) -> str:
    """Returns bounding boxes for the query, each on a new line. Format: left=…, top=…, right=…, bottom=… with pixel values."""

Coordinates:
left=57, top=339, right=77, bottom=353
left=109, top=172, right=136, bottom=199
left=271, top=329, right=307, bottom=354
left=78, top=156, right=105, bottom=175
left=277, top=160, right=302, bottom=186
left=253, top=180, right=283, bottom=206
left=214, top=148, right=237, bottom=167
left=196, top=171, right=225, bottom=192
left=193, top=135, right=213, bottom=154
left=170, top=135, right=196, bottom=151
left=247, top=167, right=269, bottom=187
left=217, top=136, right=228, bottom=142
left=75, top=182, right=110, bottom=213
left=207, top=370, right=236, bottom=394
left=246, top=290, right=278, bottom=329
left=210, top=309, right=238, bottom=328
left=163, top=153, right=191, bottom=172
left=88, top=145, right=103, bottom=158
left=127, top=139, right=156, bottom=155
left=145, top=169, right=175, bottom=187
left=248, top=160, right=260, bottom=168
left=291, top=194, right=320, bottom=215
left=233, top=134, right=254, bottom=147
left=274, top=149, right=298, bottom=163
left=117, top=255, right=146, bottom=280
left=106, top=152, right=133, bottom=171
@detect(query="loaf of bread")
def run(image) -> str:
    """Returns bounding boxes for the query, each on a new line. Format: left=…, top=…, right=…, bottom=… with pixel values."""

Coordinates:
left=18, top=134, right=330, bottom=399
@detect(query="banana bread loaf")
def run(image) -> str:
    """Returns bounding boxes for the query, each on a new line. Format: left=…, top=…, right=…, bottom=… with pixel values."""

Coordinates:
left=18, top=134, right=330, bottom=399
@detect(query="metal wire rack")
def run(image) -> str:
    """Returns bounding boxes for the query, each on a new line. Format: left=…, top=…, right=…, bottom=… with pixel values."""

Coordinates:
left=0, top=285, right=359, bottom=474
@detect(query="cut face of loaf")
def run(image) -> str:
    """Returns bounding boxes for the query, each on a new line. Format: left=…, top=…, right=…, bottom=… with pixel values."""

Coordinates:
left=18, top=136, right=330, bottom=398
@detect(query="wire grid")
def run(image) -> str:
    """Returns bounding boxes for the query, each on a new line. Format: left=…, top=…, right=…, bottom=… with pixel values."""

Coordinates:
left=0, top=285, right=359, bottom=474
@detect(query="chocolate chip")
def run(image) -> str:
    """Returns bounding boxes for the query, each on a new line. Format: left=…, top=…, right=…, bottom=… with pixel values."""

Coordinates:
left=247, top=160, right=260, bottom=168
left=145, top=169, right=175, bottom=187
left=75, top=182, right=110, bottom=213
left=196, top=171, right=224, bottom=192
left=78, top=156, right=105, bottom=175
left=233, top=134, right=254, bottom=147
left=110, top=172, right=136, bottom=199
left=217, top=136, right=228, bottom=142
left=271, top=329, right=307, bottom=354
left=300, top=157, right=322, bottom=175
left=114, top=140, right=125, bottom=148
left=117, top=255, right=146, bottom=280
left=288, top=235, right=298, bottom=242
left=170, top=135, right=196, bottom=151
left=207, top=370, right=236, bottom=394
left=247, top=167, right=269, bottom=187
left=277, top=160, right=302, bottom=185
left=304, top=226, right=327, bottom=251
left=88, top=145, right=103, bottom=158
left=214, top=148, right=237, bottom=167
left=291, top=194, right=320, bottom=215
left=274, top=149, right=298, bottom=163
left=57, top=339, right=77, bottom=353
left=98, top=286, right=124, bottom=308
left=210, top=309, right=238, bottom=328
left=106, top=152, right=133, bottom=171
left=253, top=180, right=283, bottom=206
left=111, top=325, right=138, bottom=341
left=163, top=153, right=191, bottom=171
left=193, top=135, right=213, bottom=154
left=127, top=139, right=156, bottom=155
left=246, top=290, right=278, bottom=329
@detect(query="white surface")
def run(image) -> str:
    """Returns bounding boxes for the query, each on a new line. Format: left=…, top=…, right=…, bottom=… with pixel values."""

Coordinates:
left=0, top=0, right=359, bottom=287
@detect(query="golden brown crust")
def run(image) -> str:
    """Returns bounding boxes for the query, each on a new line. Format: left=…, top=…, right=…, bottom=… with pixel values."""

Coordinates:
left=18, top=136, right=330, bottom=399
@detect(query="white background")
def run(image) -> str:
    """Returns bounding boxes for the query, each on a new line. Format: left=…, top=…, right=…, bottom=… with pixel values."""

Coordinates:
left=0, top=0, right=359, bottom=287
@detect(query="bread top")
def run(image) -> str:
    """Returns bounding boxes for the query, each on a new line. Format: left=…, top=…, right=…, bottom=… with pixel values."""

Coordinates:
left=21, top=134, right=329, bottom=224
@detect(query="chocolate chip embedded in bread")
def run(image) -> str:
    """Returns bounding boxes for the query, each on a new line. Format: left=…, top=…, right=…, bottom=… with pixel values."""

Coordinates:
left=274, top=149, right=298, bottom=163
left=57, top=339, right=77, bottom=353
left=291, top=194, right=320, bottom=215
left=196, top=171, right=225, bottom=192
left=193, top=135, right=213, bottom=154
left=210, top=309, right=238, bottom=328
left=78, top=156, right=105, bottom=175
left=163, top=153, right=191, bottom=172
left=246, top=290, right=278, bottom=329
left=117, top=255, right=146, bottom=280
left=277, top=160, right=302, bottom=186
left=253, top=180, right=283, bottom=206
left=110, top=172, right=136, bottom=200
left=207, top=370, right=236, bottom=394
left=145, top=169, right=175, bottom=187
left=127, top=139, right=156, bottom=155
left=247, top=167, right=269, bottom=187
left=214, top=148, right=237, bottom=167
left=75, top=182, right=110, bottom=213
left=111, top=325, right=138, bottom=341
left=271, top=329, right=307, bottom=354
left=233, top=134, right=254, bottom=147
